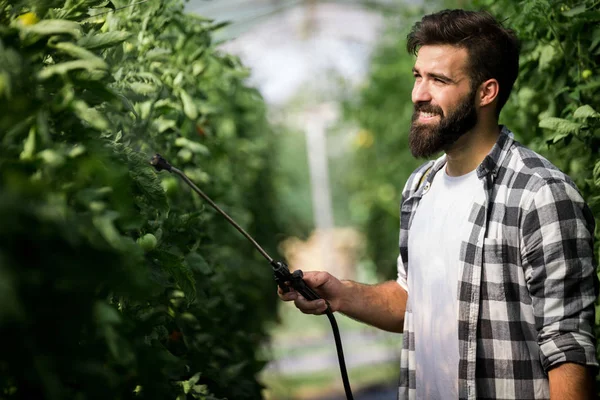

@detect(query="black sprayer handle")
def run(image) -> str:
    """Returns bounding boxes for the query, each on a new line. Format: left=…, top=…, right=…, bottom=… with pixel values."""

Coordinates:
left=272, top=260, right=322, bottom=301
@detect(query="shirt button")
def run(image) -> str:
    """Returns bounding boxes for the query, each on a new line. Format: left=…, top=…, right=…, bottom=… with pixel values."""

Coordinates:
left=423, top=182, right=431, bottom=193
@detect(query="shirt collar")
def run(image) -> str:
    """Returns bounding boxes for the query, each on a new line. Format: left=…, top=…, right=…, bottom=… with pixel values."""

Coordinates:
left=475, top=125, right=514, bottom=180
left=420, top=126, right=515, bottom=195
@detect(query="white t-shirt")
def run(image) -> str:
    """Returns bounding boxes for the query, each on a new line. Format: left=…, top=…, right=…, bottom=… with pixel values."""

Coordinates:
left=398, top=167, right=483, bottom=400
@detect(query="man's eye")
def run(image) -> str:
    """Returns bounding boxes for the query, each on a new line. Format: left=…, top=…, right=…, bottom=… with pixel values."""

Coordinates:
left=434, top=78, right=445, bottom=83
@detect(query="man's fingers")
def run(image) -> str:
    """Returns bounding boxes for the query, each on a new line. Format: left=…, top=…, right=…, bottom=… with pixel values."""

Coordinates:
left=294, top=296, right=328, bottom=315
left=277, top=286, right=327, bottom=313
left=277, top=287, right=297, bottom=301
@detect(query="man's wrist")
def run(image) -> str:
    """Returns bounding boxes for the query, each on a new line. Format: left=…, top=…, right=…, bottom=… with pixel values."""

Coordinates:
left=337, top=279, right=355, bottom=314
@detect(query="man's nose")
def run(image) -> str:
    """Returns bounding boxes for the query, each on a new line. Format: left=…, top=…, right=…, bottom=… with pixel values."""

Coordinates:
left=412, top=81, right=432, bottom=103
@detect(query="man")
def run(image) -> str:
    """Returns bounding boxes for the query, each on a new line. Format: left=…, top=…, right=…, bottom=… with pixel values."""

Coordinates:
left=278, top=9, right=598, bottom=400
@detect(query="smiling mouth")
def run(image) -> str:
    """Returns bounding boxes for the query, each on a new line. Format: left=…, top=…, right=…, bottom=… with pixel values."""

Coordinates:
left=418, top=111, right=441, bottom=122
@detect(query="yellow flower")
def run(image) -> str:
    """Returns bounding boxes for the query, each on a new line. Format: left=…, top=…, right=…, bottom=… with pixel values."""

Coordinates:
left=17, top=12, right=39, bottom=26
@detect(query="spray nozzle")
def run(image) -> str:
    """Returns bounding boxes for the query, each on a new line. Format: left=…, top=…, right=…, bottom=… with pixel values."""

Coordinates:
left=150, top=154, right=172, bottom=172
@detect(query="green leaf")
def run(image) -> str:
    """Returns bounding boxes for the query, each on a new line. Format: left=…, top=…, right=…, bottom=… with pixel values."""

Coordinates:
left=181, top=373, right=201, bottom=394
left=146, top=47, right=172, bottom=60
left=119, top=146, right=169, bottom=214
left=37, top=59, right=108, bottom=80
left=104, top=325, right=135, bottom=365
left=224, top=361, right=247, bottom=380
left=78, top=31, right=132, bottom=50
left=590, top=27, right=600, bottom=52
left=539, top=117, right=582, bottom=134
left=69, top=144, right=86, bottom=158
left=154, top=117, right=177, bottom=133
left=52, top=42, right=107, bottom=65
left=95, top=301, right=121, bottom=325
left=110, top=144, right=169, bottom=215
left=175, top=137, right=209, bottom=155
left=129, top=82, right=158, bottom=95
left=180, top=90, right=198, bottom=120
left=92, top=212, right=124, bottom=250
left=18, top=19, right=82, bottom=39
left=538, top=44, right=558, bottom=70
left=19, top=127, right=36, bottom=160
left=562, top=4, right=587, bottom=17
left=573, top=105, right=600, bottom=120
left=72, top=100, right=109, bottom=131
left=156, top=252, right=196, bottom=300
left=37, top=149, right=65, bottom=167
left=593, top=161, right=600, bottom=184
left=186, top=252, right=212, bottom=275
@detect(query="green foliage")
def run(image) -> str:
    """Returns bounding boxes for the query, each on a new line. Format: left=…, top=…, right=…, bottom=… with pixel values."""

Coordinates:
left=473, top=0, right=600, bottom=387
left=0, top=1, right=281, bottom=399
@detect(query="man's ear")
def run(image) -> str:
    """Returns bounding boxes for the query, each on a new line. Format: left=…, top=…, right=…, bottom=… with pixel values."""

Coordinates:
left=478, top=78, right=499, bottom=108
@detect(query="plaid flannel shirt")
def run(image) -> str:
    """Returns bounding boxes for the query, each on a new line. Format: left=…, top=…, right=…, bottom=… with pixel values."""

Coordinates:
left=396, top=127, right=598, bottom=400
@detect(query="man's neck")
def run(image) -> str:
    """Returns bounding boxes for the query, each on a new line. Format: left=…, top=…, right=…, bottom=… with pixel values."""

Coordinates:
left=444, top=122, right=501, bottom=177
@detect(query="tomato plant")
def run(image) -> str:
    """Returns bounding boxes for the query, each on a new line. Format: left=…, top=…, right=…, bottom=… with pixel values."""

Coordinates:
left=0, top=0, right=282, bottom=399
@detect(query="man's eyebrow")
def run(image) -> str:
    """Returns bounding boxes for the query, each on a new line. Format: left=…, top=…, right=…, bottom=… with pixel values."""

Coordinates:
left=412, top=67, right=455, bottom=83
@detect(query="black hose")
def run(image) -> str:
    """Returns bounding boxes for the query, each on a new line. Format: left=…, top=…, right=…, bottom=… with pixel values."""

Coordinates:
left=326, top=310, right=354, bottom=400
left=150, top=153, right=354, bottom=400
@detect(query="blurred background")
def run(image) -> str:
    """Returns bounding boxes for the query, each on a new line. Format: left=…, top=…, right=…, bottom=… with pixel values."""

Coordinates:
left=180, top=0, right=460, bottom=399
left=1, top=0, right=597, bottom=399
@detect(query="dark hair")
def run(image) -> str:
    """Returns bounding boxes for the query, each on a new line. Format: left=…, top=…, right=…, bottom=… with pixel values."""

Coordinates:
left=407, top=10, right=520, bottom=116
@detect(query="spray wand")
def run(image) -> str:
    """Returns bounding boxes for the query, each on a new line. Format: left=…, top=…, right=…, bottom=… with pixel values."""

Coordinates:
left=150, top=154, right=354, bottom=400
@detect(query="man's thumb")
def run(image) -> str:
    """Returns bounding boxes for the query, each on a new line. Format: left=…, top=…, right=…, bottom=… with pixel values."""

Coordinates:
left=302, top=271, right=331, bottom=289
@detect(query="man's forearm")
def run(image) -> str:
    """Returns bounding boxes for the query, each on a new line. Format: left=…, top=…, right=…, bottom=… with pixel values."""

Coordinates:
left=548, top=362, right=596, bottom=400
left=338, top=280, right=407, bottom=333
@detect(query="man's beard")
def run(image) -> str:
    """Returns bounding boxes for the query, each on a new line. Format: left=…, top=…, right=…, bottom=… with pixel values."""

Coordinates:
left=408, top=89, right=478, bottom=158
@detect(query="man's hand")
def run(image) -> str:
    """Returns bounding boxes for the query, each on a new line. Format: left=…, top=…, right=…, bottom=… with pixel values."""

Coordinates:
left=277, top=271, right=408, bottom=333
left=277, top=271, right=346, bottom=315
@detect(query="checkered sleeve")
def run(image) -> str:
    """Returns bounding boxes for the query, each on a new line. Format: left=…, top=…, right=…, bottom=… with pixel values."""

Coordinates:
left=520, top=178, right=599, bottom=372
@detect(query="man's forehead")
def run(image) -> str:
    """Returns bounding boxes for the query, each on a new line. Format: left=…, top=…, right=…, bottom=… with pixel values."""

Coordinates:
left=414, top=45, right=469, bottom=76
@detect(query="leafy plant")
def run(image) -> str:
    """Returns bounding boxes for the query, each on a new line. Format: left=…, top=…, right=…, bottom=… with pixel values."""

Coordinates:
left=0, top=0, right=282, bottom=398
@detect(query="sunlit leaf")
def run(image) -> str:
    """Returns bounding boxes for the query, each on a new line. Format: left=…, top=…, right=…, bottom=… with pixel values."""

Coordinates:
left=52, top=41, right=106, bottom=64
left=180, top=90, right=198, bottom=120
left=37, top=59, right=108, bottom=80
left=538, top=44, right=558, bottom=70
left=129, top=82, right=157, bottom=95
left=175, top=137, right=209, bottom=155
left=539, top=117, right=582, bottom=134
left=18, top=19, right=82, bottom=39
left=72, top=100, right=109, bottom=131
left=19, top=127, right=36, bottom=160
left=573, top=105, right=600, bottom=120
left=78, top=31, right=132, bottom=50
left=563, top=4, right=587, bottom=17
